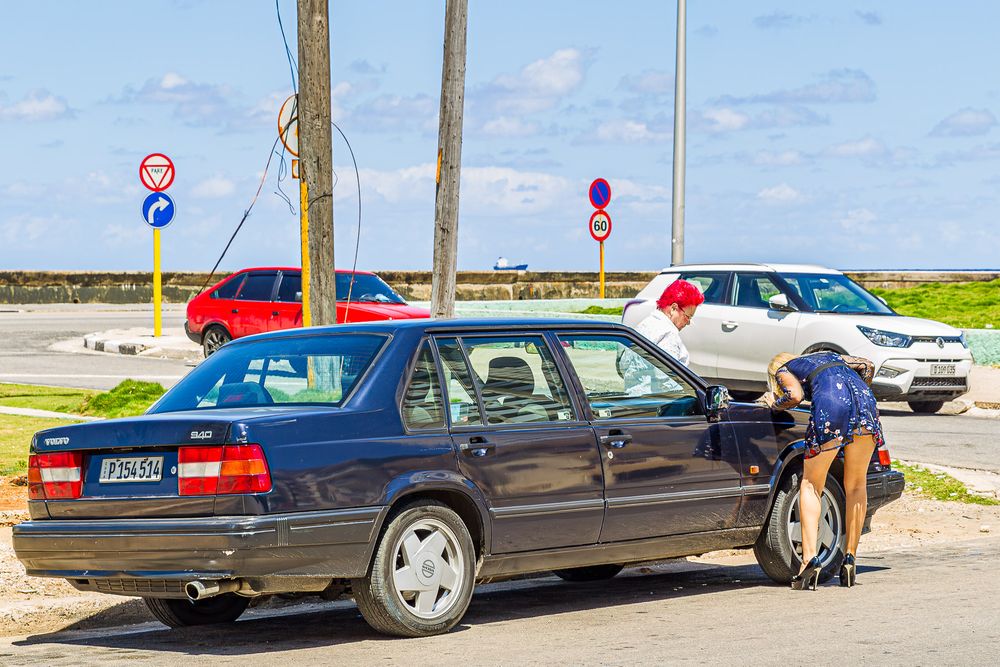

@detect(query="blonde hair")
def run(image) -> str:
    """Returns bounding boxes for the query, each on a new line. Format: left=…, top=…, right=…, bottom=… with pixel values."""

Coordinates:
left=767, top=352, right=797, bottom=398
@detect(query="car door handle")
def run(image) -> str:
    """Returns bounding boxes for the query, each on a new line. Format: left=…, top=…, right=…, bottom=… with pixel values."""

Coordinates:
left=231, top=308, right=239, bottom=314
left=272, top=311, right=280, bottom=316
left=599, top=432, right=632, bottom=448
left=721, top=321, right=738, bottom=331
left=459, top=437, right=495, bottom=457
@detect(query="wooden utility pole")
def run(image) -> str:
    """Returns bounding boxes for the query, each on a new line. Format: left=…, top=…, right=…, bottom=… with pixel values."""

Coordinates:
left=430, top=0, right=468, bottom=319
left=297, top=0, right=336, bottom=325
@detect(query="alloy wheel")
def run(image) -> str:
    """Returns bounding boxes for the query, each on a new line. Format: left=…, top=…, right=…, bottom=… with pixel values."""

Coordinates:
left=390, top=518, right=465, bottom=620
left=785, top=486, right=844, bottom=569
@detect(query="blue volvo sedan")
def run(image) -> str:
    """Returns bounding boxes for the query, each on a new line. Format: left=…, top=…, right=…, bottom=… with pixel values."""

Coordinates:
left=14, top=319, right=903, bottom=637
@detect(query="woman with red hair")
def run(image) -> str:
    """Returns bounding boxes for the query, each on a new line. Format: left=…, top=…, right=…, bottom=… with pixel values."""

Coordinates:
left=633, top=279, right=705, bottom=366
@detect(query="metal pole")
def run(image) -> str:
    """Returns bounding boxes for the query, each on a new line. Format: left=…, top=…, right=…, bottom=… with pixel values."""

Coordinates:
left=153, top=228, right=162, bottom=337
left=670, top=0, right=686, bottom=266
left=599, top=241, right=605, bottom=299
left=430, top=0, right=468, bottom=319
left=297, top=0, right=336, bottom=325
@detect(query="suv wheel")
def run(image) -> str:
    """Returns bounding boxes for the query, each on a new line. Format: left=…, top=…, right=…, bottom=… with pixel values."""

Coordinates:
left=907, top=400, right=945, bottom=414
left=144, top=594, right=250, bottom=627
left=753, top=469, right=845, bottom=585
left=353, top=501, right=476, bottom=637
left=202, top=325, right=232, bottom=357
left=553, top=564, right=624, bottom=582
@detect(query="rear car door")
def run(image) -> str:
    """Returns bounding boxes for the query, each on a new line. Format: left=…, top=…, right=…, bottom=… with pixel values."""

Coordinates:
left=715, top=272, right=800, bottom=383
left=231, top=271, right=278, bottom=338
left=557, top=332, right=743, bottom=541
left=675, top=271, right=732, bottom=380
left=270, top=271, right=303, bottom=331
left=436, top=334, right=605, bottom=554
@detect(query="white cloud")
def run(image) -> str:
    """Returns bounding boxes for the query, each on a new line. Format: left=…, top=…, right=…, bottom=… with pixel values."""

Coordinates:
left=0, top=214, right=72, bottom=244
left=482, top=116, right=540, bottom=137
left=930, top=108, right=997, bottom=137
left=618, top=70, right=673, bottom=95
left=826, top=136, right=888, bottom=158
left=476, top=48, right=588, bottom=115
left=718, top=69, right=877, bottom=106
left=701, top=107, right=751, bottom=132
left=756, top=183, right=803, bottom=203
left=839, top=208, right=877, bottom=230
left=753, top=150, right=804, bottom=166
left=594, top=119, right=671, bottom=143
left=0, top=90, right=74, bottom=122
left=192, top=176, right=236, bottom=199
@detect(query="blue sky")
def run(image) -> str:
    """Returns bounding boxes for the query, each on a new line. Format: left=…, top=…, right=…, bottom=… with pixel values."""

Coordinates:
left=1, top=1, right=998, bottom=272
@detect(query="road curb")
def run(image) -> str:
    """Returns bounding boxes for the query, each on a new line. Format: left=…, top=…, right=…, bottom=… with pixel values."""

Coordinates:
left=83, top=334, right=144, bottom=356
left=81, top=331, right=200, bottom=361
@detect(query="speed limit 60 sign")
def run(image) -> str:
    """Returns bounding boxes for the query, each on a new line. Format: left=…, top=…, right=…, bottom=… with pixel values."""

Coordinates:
left=589, top=209, right=612, bottom=242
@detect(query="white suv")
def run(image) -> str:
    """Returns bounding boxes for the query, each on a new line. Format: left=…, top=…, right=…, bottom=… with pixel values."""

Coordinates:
left=622, top=263, right=973, bottom=414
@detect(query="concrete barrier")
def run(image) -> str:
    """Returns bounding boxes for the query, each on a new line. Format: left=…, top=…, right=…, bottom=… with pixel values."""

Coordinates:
left=1, top=269, right=997, bottom=304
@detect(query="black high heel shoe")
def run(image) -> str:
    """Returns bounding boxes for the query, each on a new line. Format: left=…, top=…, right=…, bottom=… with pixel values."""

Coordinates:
left=790, top=557, right=822, bottom=591
left=839, top=554, right=856, bottom=587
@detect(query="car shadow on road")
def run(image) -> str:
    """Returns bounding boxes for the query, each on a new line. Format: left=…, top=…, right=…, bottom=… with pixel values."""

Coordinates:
left=12, top=558, right=883, bottom=655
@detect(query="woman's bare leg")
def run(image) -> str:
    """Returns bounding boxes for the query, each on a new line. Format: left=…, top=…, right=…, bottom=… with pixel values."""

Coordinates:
left=799, top=447, right=838, bottom=568
left=843, top=434, right=878, bottom=556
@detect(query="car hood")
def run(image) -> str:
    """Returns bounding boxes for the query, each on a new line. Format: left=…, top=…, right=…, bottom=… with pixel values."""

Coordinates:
left=345, top=302, right=430, bottom=319
left=810, top=313, right=963, bottom=336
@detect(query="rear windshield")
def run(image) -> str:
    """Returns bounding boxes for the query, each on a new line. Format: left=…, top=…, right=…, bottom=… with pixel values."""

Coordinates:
left=151, top=334, right=387, bottom=412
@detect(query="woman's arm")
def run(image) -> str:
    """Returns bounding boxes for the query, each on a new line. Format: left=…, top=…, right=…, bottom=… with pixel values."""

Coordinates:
left=767, top=368, right=804, bottom=410
left=842, top=355, right=875, bottom=386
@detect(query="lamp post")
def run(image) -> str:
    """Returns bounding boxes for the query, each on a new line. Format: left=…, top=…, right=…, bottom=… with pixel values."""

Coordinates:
left=670, top=0, right=686, bottom=265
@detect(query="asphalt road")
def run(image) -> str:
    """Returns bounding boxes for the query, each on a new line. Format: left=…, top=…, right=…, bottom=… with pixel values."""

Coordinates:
left=0, top=305, right=191, bottom=390
left=2, top=536, right=997, bottom=665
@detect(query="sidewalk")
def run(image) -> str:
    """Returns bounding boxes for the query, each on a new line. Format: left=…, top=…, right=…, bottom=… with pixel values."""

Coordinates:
left=0, top=406, right=100, bottom=421
left=81, top=327, right=201, bottom=362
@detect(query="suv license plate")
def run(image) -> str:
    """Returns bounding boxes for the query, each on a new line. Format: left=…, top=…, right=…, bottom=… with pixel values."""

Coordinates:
left=99, top=456, right=164, bottom=483
left=930, top=364, right=956, bottom=377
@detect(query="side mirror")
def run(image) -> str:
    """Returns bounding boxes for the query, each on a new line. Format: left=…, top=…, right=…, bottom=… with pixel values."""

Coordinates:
left=768, top=293, right=796, bottom=311
left=705, top=385, right=730, bottom=422
left=294, top=291, right=303, bottom=303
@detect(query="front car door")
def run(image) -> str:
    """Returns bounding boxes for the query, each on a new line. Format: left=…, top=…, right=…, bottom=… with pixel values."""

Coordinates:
left=556, top=331, right=743, bottom=541
left=270, top=270, right=303, bottom=331
left=715, top=272, right=801, bottom=385
left=435, top=333, right=605, bottom=554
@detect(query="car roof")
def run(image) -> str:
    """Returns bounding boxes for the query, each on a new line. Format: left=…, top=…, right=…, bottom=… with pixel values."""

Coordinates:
left=655, top=262, right=842, bottom=275
left=226, top=267, right=376, bottom=276
left=233, top=318, right=631, bottom=345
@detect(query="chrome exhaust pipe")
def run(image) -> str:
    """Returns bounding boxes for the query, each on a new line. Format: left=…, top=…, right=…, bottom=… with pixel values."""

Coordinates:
left=185, top=579, right=241, bottom=601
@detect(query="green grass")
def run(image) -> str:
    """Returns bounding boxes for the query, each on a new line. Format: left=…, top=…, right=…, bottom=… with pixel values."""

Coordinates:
left=0, top=415, right=83, bottom=476
left=0, top=383, right=95, bottom=414
left=870, top=279, right=1000, bottom=329
left=80, top=380, right=166, bottom=419
left=893, top=460, right=999, bottom=506
left=577, top=305, right=624, bottom=316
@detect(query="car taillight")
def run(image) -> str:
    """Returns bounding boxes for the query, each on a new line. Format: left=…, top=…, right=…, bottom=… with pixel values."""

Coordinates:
left=178, top=445, right=272, bottom=496
left=27, top=452, right=83, bottom=500
left=877, top=445, right=891, bottom=467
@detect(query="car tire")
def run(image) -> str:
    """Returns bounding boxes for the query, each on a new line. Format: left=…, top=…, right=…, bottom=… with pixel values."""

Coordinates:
left=353, top=500, right=476, bottom=637
left=143, top=594, right=250, bottom=627
left=202, top=325, right=232, bottom=357
left=907, top=400, right=945, bottom=414
left=552, top=564, right=624, bottom=582
left=753, top=468, right=846, bottom=585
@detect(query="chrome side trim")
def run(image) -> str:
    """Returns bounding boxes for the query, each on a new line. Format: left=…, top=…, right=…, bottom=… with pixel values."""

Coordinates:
left=492, top=498, right=605, bottom=518
left=741, top=484, right=771, bottom=495
left=607, top=486, right=743, bottom=509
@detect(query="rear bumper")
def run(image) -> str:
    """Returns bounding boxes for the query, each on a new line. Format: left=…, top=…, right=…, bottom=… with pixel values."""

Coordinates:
left=184, top=320, right=201, bottom=344
left=12, top=506, right=388, bottom=594
left=866, top=469, right=905, bottom=513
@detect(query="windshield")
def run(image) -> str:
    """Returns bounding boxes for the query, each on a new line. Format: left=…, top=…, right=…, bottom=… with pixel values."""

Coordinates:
left=336, top=273, right=406, bottom=304
left=151, top=334, right=387, bottom=413
left=781, top=273, right=894, bottom=315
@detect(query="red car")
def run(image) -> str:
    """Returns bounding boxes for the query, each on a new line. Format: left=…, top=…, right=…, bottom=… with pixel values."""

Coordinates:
left=186, top=267, right=429, bottom=356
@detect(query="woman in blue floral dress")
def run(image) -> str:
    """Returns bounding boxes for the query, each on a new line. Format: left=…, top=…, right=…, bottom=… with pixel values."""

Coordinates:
left=765, top=351, right=884, bottom=590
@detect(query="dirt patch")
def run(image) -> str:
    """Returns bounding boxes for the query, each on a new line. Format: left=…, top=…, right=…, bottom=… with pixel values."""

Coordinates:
left=0, top=477, right=27, bottom=514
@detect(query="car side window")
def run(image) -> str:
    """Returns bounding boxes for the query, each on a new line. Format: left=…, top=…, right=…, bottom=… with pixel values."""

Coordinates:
left=211, top=275, right=244, bottom=300
left=436, top=338, right=483, bottom=427
left=679, top=272, right=731, bottom=305
left=558, top=334, right=700, bottom=419
left=462, top=335, right=575, bottom=425
left=236, top=272, right=278, bottom=302
left=275, top=272, right=302, bottom=303
left=401, top=341, right=445, bottom=430
left=733, top=273, right=782, bottom=309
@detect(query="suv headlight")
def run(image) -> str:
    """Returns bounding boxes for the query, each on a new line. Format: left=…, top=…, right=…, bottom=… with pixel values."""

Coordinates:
left=959, top=332, right=969, bottom=349
left=857, top=325, right=912, bottom=348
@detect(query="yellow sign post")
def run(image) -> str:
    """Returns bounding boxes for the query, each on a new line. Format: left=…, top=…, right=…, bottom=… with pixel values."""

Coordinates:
left=588, top=209, right=612, bottom=299
left=280, top=95, right=310, bottom=327
left=139, top=153, right=176, bottom=338
left=599, top=241, right=605, bottom=299
left=299, top=179, right=311, bottom=328
left=153, top=229, right=162, bottom=336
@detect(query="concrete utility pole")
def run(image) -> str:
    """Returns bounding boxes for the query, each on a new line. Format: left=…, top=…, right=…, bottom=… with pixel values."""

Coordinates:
left=430, top=0, right=468, bottom=319
left=297, top=0, right=336, bottom=325
left=670, top=0, right=686, bottom=266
